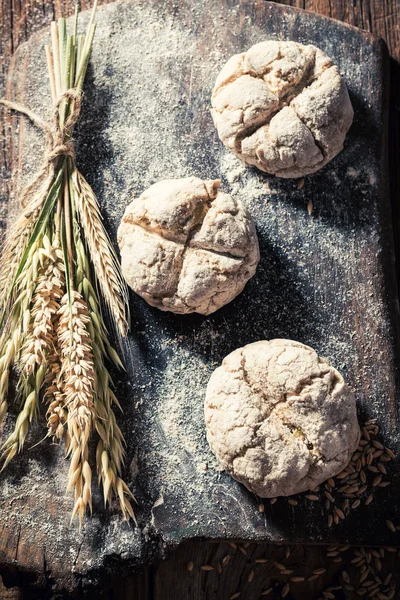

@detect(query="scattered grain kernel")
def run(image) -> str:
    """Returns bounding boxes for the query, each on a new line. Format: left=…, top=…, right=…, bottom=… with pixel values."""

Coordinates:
left=238, top=545, right=247, bottom=555
left=187, top=561, right=193, bottom=572
left=275, top=562, right=286, bottom=571
left=201, top=565, right=214, bottom=571
left=360, top=571, right=369, bottom=583
left=230, top=593, right=241, bottom=599
left=313, top=568, right=327, bottom=575
left=291, top=576, right=305, bottom=582
left=282, top=583, right=290, bottom=598
left=373, top=450, right=384, bottom=458
left=362, top=428, right=371, bottom=441
left=297, top=178, right=305, bottom=190
left=222, top=555, right=231, bottom=567
left=352, top=499, right=361, bottom=509
left=261, top=588, right=273, bottom=596
left=342, top=571, right=350, bottom=583
left=308, top=574, right=319, bottom=581
left=365, top=494, right=374, bottom=505
left=379, top=481, right=391, bottom=487
left=386, top=520, right=396, bottom=533
left=248, top=569, right=254, bottom=582
left=368, top=466, right=379, bottom=473
left=270, top=498, right=277, bottom=505
left=255, top=558, right=268, bottom=564
left=372, top=440, right=384, bottom=449
left=259, top=503, right=265, bottom=513
left=306, top=494, right=320, bottom=501
left=281, top=569, right=294, bottom=575
left=288, top=498, right=298, bottom=506
left=335, top=508, right=345, bottom=519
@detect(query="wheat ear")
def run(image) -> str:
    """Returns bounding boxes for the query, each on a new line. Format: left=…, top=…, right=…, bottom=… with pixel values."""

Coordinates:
left=44, top=347, right=66, bottom=441
left=0, top=365, right=45, bottom=468
left=72, top=170, right=129, bottom=337
left=0, top=330, right=22, bottom=426
left=0, top=174, right=54, bottom=315
left=57, top=290, right=95, bottom=526
left=74, top=236, right=135, bottom=520
left=20, top=235, right=65, bottom=375
left=18, top=236, right=66, bottom=441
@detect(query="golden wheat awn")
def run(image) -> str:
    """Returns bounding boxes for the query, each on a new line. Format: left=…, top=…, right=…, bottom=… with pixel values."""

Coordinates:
left=0, top=2, right=134, bottom=525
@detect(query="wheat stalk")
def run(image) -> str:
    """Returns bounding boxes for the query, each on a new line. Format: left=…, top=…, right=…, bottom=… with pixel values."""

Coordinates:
left=72, top=170, right=129, bottom=337
left=74, top=235, right=135, bottom=519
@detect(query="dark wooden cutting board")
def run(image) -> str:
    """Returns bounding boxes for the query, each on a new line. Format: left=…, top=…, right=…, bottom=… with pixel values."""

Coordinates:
left=0, top=0, right=398, bottom=594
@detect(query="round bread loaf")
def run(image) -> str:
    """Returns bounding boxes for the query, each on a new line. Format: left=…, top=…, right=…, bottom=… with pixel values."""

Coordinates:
left=204, top=339, right=360, bottom=496
left=117, top=177, right=260, bottom=315
left=211, top=41, right=354, bottom=178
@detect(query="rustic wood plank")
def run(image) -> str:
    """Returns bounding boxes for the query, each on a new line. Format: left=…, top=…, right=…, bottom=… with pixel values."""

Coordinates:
left=3, top=0, right=397, bottom=596
left=275, top=0, right=400, bottom=59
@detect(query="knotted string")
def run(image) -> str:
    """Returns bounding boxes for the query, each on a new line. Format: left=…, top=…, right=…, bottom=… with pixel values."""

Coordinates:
left=0, top=88, right=82, bottom=208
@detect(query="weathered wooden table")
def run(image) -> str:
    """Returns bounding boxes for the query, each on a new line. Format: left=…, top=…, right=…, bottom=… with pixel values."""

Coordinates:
left=1, top=1, right=400, bottom=599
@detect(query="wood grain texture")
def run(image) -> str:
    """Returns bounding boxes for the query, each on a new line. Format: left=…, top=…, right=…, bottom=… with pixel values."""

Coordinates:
left=0, top=1, right=399, bottom=599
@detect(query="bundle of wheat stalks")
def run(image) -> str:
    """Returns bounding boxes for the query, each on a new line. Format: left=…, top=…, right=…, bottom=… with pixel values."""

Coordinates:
left=0, top=1, right=135, bottom=526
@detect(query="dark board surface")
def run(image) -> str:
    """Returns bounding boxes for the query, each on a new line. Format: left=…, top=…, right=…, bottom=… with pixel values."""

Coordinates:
left=0, top=0, right=398, bottom=593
